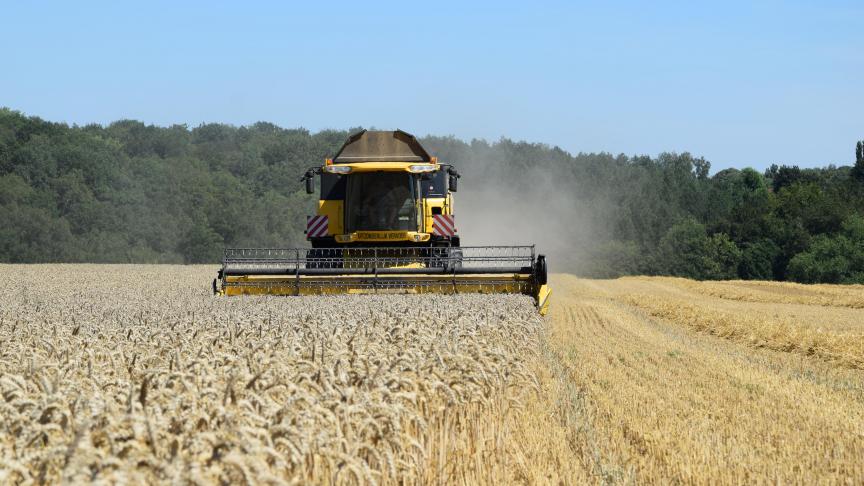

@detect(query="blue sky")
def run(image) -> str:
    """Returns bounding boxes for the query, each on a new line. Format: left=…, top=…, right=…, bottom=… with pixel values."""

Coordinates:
left=2, top=1, right=861, bottom=170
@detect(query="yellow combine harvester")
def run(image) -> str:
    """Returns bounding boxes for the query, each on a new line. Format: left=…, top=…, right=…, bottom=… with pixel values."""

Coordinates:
left=214, top=130, right=551, bottom=314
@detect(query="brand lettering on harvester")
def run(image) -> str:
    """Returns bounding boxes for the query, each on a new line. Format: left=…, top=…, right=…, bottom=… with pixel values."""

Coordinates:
left=357, top=232, right=407, bottom=240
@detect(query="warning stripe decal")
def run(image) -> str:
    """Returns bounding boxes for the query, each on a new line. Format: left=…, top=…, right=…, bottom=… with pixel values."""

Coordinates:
left=432, top=214, right=456, bottom=236
left=306, top=215, right=329, bottom=238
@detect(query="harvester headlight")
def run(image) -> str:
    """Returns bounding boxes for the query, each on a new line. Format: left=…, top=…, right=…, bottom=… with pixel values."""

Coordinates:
left=324, top=165, right=352, bottom=174
left=408, top=164, right=437, bottom=173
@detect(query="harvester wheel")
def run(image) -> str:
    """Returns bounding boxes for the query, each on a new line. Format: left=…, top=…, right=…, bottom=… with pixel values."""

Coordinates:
left=535, top=255, right=548, bottom=285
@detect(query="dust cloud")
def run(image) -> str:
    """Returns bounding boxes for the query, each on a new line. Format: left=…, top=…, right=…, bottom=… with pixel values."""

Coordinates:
left=451, top=156, right=594, bottom=274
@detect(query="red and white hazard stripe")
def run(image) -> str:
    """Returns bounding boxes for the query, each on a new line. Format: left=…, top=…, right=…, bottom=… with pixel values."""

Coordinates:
left=306, top=215, right=329, bottom=238
left=432, top=214, right=457, bottom=237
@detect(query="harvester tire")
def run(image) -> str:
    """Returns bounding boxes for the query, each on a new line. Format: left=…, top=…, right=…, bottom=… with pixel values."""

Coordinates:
left=535, top=255, right=548, bottom=285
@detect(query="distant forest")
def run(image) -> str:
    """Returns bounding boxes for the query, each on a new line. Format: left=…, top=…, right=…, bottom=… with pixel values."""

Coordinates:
left=2, top=108, right=863, bottom=283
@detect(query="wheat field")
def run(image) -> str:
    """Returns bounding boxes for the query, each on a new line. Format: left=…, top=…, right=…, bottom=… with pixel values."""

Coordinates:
left=1, top=266, right=863, bottom=484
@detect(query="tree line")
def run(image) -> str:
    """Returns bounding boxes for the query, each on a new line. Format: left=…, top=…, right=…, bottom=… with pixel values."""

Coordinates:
left=1, top=108, right=862, bottom=283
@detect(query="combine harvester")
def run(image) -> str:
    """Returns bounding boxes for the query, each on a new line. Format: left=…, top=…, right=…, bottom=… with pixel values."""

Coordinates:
left=214, top=130, right=551, bottom=314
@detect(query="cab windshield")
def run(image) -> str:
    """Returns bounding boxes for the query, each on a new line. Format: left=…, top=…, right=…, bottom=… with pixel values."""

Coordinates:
left=346, top=172, right=416, bottom=231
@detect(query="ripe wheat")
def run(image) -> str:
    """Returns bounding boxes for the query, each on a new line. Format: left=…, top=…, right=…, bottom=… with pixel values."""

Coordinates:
left=0, top=265, right=549, bottom=484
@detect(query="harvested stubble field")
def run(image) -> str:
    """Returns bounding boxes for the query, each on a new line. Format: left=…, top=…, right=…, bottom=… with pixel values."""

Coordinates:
left=1, top=267, right=863, bottom=484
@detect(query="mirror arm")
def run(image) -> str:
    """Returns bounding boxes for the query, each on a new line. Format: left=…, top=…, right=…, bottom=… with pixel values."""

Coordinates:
left=299, top=166, right=321, bottom=182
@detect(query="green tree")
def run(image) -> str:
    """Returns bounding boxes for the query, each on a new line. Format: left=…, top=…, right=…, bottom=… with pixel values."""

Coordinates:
left=179, top=221, right=223, bottom=264
left=787, top=216, right=864, bottom=284
left=853, top=140, right=864, bottom=182
left=704, top=233, right=743, bottom=280
left=0, top=205, right=73, bottom=262
left=658, top=219, right=741, bottom=280
left=773, top=182, right=847, bottom=235
left=658, top=219, right=704, bottom=277
left=738, top=239, right=781, bottom=280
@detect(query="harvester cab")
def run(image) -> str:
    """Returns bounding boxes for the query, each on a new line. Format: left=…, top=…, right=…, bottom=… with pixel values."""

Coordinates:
left=214, top=129, right=551, bottom=315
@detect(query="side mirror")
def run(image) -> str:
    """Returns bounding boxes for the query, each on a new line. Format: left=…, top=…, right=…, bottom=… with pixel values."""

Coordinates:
left=305, top=173, right=315, bottom=194
left=447, top=168, right=460, bottom=192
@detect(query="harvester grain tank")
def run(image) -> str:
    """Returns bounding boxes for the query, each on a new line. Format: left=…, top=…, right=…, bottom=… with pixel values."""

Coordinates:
left=214, top=130, right=551, bottom=314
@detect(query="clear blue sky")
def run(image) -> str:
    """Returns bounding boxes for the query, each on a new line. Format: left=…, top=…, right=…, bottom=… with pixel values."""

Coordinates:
left=2, top=1, right=861, bottom=170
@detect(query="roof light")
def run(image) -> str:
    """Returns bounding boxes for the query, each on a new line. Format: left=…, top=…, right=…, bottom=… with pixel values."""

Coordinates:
left=324, top=165, right=352, bottom=174
left=408, top=164, right=437, bottom=173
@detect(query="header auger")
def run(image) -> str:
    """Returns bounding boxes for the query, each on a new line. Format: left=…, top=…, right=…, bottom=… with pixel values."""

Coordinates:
left=214, top=129, right=551, bottom=314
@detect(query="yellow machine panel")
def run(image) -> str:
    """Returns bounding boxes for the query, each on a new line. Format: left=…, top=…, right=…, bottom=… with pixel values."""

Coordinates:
left=317, top=200, right=343, bottom=235
left=422, top=197, right=447, bottom=233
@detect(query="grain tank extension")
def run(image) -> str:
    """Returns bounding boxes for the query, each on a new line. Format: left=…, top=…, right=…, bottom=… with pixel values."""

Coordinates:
left=214, top=130, right=551, bottom=314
